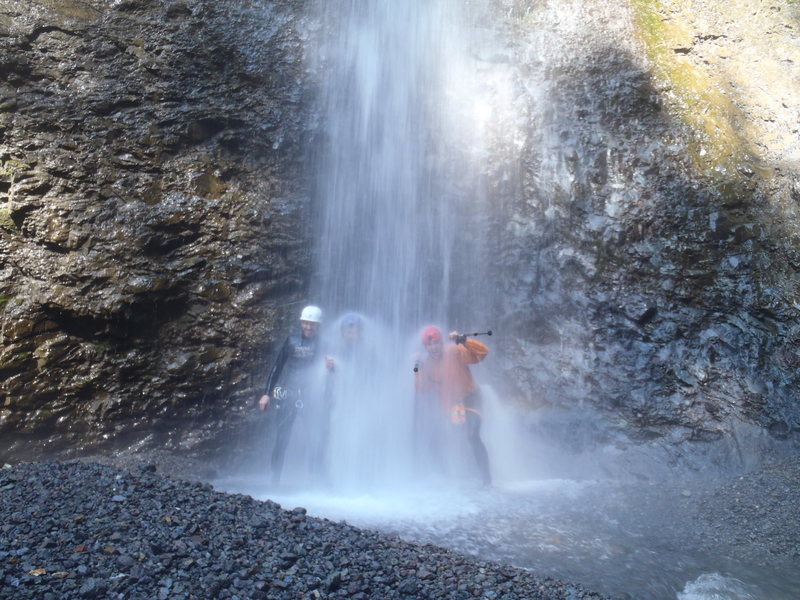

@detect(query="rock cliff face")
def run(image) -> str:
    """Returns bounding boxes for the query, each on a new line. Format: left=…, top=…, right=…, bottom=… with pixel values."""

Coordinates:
left=483, top=0, right=800, bottom=455
left=0, top=0, right=313, bottom=456
left=1, top=0, right=799, bottom=463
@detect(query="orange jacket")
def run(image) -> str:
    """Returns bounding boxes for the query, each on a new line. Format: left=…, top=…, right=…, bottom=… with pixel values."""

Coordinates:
left=415, top=338, right=488, bottom=410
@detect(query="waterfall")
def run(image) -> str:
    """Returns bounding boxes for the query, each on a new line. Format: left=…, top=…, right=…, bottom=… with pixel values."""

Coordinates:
left=220, top=3, right=800, bottom=598
left=304, top=0, right=498, bottom=490
left=311, top=1, right=480, bottom=323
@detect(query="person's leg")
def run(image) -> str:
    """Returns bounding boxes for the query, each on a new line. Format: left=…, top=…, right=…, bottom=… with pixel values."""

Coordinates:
left=466, top=410, right=491, bottom=486
left=311, top=403, right=332, bottom=486
left=270, top=406, right=298, bottom=486
left=414, top=394, right=445, bottom=478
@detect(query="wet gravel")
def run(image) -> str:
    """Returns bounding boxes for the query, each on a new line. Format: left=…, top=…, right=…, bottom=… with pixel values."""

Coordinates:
left=689, top=456, right=800, bottom=566
left=0, top=460, right=609, bottom=600
left=3, top=454, right=798, bottom=600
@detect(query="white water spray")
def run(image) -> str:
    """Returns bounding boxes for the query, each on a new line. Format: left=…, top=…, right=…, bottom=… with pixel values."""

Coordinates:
left=217, top=3, right=800, bottom=599
left=299, top=0, right=510, bottom=492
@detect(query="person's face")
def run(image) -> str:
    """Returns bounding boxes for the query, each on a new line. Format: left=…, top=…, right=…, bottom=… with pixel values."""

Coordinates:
left=300, top=320, right=319, bottom=338
left=425, top=337, right=443, bottom=360
left=342, top=325, right=361, bottom=344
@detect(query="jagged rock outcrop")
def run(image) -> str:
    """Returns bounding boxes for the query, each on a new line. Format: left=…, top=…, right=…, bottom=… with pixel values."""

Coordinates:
left=484, top=0, right=800, bottom=454
left=1, top=0, right=799, bottom=465
left=0, top=0, right=313, bottom=457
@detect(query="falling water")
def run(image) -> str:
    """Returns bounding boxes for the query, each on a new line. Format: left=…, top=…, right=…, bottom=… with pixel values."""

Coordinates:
left=298, top=0, right=500, bottom=490
left=309, top=1, right=495, bottom=323
left=219, top=2, right=800, bottom=598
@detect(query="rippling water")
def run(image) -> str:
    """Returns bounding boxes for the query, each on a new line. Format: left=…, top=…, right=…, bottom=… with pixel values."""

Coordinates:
left=217, top=472, right=799, bottom=600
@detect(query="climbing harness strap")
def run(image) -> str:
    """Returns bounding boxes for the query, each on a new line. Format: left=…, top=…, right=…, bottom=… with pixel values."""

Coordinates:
left=450, top=405, right=482, bottom=425
left=272, top=386, right=303, bottom=410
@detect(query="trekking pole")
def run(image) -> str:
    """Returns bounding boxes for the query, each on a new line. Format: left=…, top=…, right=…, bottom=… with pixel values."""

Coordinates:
left=455, top=330, right=492, bottom=344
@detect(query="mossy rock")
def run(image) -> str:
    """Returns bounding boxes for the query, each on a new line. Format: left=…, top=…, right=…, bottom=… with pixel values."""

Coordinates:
left=0, top=159, right=30, bottom=178
left=0, top=206, right=18, bottom=231
left=631, top=0, right=760, bottom=183
left=0, top=349, right=32, bottom=371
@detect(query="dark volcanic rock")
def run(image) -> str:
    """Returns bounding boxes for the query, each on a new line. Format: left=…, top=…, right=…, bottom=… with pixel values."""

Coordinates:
left=476, top=0, right=800, bottom=450
left=0, top=0, right=313, bottom=455
left=0, top=461, right=610, bottom=600
left=1, top=0, right=800, bottom=464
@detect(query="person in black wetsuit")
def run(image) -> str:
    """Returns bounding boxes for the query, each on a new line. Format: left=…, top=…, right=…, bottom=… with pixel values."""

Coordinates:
left=258, top=305, right=328, bottom=486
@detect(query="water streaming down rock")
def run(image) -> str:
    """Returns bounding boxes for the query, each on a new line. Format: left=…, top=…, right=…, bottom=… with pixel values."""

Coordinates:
left=221, top=2, right=800, bottom=598
left=309, top=0, right=502, bottom=321
left=295, top=0, right=504, bottom=490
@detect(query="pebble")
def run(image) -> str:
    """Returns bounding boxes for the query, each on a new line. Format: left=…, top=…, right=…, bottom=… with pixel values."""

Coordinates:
left=0, top=461, right=609, bottom=600
left=689, top=456, right=800, bottom=564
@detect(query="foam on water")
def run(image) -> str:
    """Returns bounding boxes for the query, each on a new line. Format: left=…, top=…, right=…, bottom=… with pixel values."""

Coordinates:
left=678, top=573, right=759, bottom=600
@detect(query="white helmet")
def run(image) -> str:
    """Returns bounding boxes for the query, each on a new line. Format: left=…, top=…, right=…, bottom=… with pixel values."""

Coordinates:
left=300, top=305, right=322, bottom=323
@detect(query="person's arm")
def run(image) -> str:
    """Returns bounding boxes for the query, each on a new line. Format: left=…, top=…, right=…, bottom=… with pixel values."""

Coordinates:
left=259, top=337, right=290, bottom=410
left=450, top=332, right=488, bottom=364
left=414, top=359, right=424, bottom=392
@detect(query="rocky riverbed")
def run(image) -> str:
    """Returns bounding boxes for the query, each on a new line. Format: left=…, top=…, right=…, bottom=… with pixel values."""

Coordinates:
left=2, top=454, right=798, bottom=600
left=689, top=457, right=800, bottom=566
left=0, top=460, right=609, bottom=600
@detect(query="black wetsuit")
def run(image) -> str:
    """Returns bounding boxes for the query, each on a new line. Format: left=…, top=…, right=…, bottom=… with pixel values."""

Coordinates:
left=264, top=332, right=319, bottom=485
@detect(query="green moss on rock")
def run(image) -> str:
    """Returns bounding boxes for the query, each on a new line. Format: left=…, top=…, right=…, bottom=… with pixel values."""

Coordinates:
left=0, top=206, right=17, bottom=231
left=0, top=349, right=32, bottom=371
left=0, top=158, right=29, bottom=178
left=631, top=0, right=759, bottom=187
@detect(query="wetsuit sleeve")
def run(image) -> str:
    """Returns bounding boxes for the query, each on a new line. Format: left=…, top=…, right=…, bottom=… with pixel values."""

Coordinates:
left=264, top=337, right=291, bottom=395
left=457, top=338, right=489, bottom=364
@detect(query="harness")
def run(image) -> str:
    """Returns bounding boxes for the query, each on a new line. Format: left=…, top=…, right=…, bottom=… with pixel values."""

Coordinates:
left=268, top=333, right=319, bottom=411
left=271, top=386, right=305, bottom=410
left=449, top=404, right=482, bottom=425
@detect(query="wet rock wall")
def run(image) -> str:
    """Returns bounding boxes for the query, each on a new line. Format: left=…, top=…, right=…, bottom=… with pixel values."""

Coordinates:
left=1, top=0, right=799, bottom=465
left=0, top=0, right=313, bottom=456
left=481, top=0, right=800, bottom=455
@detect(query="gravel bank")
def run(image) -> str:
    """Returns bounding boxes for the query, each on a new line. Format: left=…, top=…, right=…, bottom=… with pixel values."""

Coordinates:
left=689, top=457, right=800, bottom=566
left=0, top=461, right=609, bottom=600
left=3, top=455, right=798, bottom=600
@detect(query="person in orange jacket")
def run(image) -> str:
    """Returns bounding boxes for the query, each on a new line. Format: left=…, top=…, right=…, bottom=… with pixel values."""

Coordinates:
left=414, top=326, right=492, bottom=486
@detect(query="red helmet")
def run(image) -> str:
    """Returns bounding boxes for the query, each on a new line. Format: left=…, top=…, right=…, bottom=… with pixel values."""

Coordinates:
left=421, top=326, right=442, bottom=345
